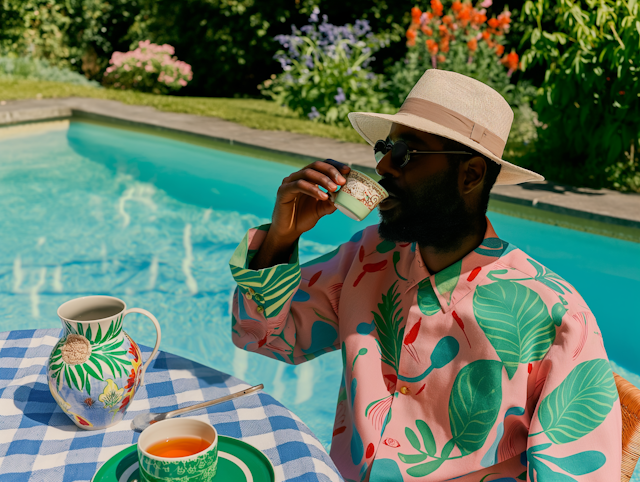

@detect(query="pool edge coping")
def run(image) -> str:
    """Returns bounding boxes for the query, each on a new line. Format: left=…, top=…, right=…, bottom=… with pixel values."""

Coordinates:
left=1, top=97, right=639, bottom=237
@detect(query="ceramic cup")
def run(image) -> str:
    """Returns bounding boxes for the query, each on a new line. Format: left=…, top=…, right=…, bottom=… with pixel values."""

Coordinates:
left=137, top=419, right=219, bottom=482
left=330, top=169, right=388, bottom=221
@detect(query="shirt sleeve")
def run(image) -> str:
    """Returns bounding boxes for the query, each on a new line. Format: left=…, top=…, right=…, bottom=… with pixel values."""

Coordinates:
left=525, top=309, right=622, bottom=481
left=228, top=224, right=360, bottom=365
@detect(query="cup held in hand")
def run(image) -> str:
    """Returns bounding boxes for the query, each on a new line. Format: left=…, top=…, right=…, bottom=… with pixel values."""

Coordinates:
left=330, top=170, right=388, bottom=221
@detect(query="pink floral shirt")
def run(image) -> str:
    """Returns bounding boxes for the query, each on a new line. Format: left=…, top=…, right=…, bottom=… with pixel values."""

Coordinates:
left=229, top=219, right=621, bottom=482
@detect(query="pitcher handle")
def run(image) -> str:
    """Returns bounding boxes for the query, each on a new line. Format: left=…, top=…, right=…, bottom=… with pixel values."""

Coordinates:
left=123, top=308, right=161, bottom=386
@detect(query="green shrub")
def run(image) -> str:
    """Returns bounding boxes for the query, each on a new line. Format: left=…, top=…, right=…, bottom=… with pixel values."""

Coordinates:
left=519, top=0, right=640, bottom=192
left=259, top=9, right=394, bottom=126
left=0, top=56, right=100, bottom=86
left=0, top=0, right=142, bottom=79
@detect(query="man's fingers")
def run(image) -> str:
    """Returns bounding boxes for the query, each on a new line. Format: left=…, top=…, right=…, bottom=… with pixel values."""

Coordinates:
left=279, top=179, right=329, bottom=201
left=285, top=167, right=340, bottom=193
left=322, top=159, right=351, bottom=182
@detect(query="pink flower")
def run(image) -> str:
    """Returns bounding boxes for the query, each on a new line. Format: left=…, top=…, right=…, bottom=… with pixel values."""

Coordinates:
left=383, top=438, right=400, bottom=448
left=178, top=79, right=187, bottom=86
left=145, top=64, right=154, bottom=72
left=481, top=0, right=492, bottom=6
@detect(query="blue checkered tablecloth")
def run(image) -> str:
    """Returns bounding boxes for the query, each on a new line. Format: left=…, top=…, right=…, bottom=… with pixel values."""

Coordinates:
left=0, top=329, right=344, bottom=482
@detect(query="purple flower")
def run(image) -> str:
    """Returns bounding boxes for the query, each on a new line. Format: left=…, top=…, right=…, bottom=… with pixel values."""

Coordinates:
left=309, top=7, right=320, bottom=23
left=334, top=87, right=346, bottom=104
left=305, top=56, right=314, bottom=69
left=308, top=107, right=320, bottom=120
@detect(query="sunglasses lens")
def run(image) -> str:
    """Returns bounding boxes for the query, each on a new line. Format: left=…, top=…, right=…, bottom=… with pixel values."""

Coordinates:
left=373, top=140, right=388, bottom=163
left=391, top=141, right=408, bottom=167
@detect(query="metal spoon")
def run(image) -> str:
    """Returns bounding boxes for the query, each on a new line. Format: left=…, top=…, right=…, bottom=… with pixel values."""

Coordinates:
left=131, top=384, right=264, bottom=432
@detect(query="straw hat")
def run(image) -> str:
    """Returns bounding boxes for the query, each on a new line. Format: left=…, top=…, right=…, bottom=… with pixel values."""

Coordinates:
left=348, top=69, right=544, bottom=185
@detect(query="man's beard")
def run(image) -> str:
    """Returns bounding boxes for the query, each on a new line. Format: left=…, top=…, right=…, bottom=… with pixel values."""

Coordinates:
left=377, top=165, right=478, bottom=251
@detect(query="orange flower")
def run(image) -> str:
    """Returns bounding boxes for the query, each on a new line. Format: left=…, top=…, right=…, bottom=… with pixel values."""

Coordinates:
left=501, top=50, right=519, bottom=71
left=438, top=24, right=449, bottom=37
left=431, top=0, right=444, bottom=16
left=619, top=90, right=625, bottom=95
left=452, top=1, right=463, bottom=12
left=439, top=38, right=450, bottom=53
left=457, top=5, right=472, bottom=26
left=406, top=28, right=417, bottom=41
left=407, top=38, right=416, bottom=47
left=437, top=54, right=446, bottom=63
left=411, top=7, right=422, bottom=23
left=422, top=25, right=433, bottom=36
left=482, top=31, right=491, bottom=40
left=472, top=13, right=487, bottom=24
left=467, top=38, right=478, bottom=52
left=495, top=44, right=505, bottom=56
left=497, top=11, right=511, bottom=26
left=442, top=15, right=453, bottom=25
left=488, top=18, right=500, bottom=28
left=426, top=39, right=439, bottom=54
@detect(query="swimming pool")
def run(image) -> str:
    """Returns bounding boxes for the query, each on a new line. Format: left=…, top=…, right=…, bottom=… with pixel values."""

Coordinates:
left=1, top=120, right=639, bottom=458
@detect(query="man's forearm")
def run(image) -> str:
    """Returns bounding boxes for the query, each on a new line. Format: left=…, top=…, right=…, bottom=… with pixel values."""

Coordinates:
left=248, top=229, right=298, bottom=270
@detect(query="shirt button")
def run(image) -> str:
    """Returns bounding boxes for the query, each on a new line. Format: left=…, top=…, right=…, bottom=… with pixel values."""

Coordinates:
left=248, top=288, right=256, bottom=295
left=400, top=386, right=410, bottom=395
left=256, top=306, right=264, bottom=314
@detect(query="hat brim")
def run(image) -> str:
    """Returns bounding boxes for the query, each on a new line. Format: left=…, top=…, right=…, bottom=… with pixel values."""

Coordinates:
left=348, top=111, right=544, bottom=185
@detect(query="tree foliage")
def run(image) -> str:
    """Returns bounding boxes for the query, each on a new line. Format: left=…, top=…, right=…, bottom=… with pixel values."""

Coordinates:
left=519, top=0, right=640, bottom=191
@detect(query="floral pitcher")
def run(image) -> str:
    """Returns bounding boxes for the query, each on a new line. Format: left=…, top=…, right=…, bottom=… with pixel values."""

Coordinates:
left=47, top=295, right=161, bottom=430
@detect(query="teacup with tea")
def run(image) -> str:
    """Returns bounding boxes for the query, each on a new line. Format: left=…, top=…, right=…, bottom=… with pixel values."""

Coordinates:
left=137, top=418, right=218, bottom=482
left=330, top=169, right=388, bottom=221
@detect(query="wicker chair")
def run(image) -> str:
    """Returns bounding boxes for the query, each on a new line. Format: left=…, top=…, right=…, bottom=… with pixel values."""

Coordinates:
left=615, top=373, right=640, bottom=482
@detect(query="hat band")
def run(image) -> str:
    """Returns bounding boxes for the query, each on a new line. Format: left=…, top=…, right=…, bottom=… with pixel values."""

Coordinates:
left=399, top=97, right=505, bottom=157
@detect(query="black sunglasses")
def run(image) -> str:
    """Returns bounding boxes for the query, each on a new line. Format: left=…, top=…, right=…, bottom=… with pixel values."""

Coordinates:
left=374, top=139, right=473, bottom=168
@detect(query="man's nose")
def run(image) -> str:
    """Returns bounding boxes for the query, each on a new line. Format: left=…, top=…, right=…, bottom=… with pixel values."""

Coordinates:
left=375, top=151, right=402, bottom=178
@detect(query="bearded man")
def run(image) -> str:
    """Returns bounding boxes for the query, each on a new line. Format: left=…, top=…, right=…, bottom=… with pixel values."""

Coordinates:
left=228, top=70, right=621, bottom=481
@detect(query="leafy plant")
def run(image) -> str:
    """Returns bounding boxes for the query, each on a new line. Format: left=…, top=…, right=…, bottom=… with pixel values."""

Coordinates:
left=519, top=0, right=640, bottom=191
left=260, top=8, right=395, bottom=126
left=0, top=0, right=141, bottom=79
left=102, top=41, right=193, bottom=94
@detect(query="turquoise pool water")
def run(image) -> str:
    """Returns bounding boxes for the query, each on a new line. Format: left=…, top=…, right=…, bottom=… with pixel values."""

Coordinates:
left=1, top=121, right=639, bottom=457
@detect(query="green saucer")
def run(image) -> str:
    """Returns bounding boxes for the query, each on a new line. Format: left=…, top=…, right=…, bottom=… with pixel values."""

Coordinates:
left=92, top=436, right=275, bottom=482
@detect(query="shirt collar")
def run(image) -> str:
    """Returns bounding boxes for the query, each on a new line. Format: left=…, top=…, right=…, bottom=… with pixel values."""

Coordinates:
left=402, top=218, right=511, bottom=312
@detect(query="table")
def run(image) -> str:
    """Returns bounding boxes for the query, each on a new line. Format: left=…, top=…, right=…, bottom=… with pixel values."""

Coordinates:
left=0, top=329, right=344, bottom=482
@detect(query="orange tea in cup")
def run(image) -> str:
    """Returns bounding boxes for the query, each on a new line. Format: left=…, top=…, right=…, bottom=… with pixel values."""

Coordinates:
left=146, top=436, right=211, bottom=458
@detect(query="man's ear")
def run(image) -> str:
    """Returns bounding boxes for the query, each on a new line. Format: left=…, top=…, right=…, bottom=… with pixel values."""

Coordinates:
left=460, top=156, right=486, bottom=195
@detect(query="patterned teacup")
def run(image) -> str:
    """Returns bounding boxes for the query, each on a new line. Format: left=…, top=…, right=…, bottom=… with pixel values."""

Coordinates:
left=137, top=419, right=219, bottom=482
left=330, top=169, right=389, bottom=221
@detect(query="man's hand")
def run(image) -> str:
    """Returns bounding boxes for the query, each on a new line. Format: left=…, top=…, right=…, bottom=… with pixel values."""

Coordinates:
left=249, top=160, right=350, bottom=270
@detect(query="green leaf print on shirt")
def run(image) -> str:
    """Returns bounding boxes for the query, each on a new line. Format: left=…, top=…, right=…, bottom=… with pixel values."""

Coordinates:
left=397, top=360, right=502, bottom=478
left=527, top=258, right=572, bottom=295
left=417, top=279, right=440, bottom=316
left=372, top=281, right=404, bottom=375
left=528, top=444, right=607, bottom=480
left=537, top=358, right=617, bottom=444
left=473, top=280, right=556, bottom=379
left=449, top=359, right=503, bottom=455
left=434, top=260, right=462, bottom=306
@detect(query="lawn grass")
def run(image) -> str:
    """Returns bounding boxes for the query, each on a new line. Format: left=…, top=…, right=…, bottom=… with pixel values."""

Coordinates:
left=0, top=78, right=366, bottom=144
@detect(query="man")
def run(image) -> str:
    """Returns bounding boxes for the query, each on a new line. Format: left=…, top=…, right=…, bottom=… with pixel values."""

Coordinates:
left=228, top=70, right=621, bottom=481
